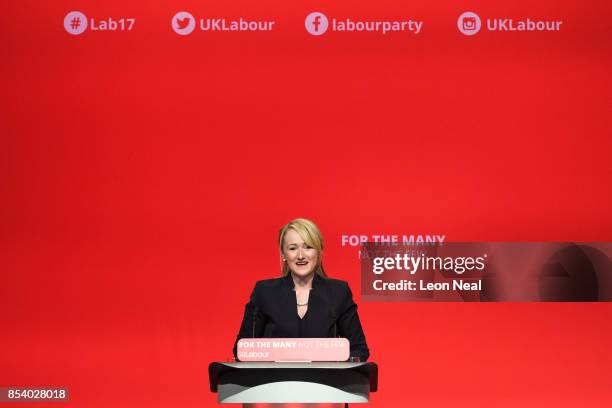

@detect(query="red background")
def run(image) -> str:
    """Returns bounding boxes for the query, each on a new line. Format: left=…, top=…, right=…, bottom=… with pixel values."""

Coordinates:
left=2, top=1, right=611, bottom=407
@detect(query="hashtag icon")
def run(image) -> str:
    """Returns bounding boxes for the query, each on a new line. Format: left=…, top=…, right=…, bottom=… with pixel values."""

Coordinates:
left=64, top=11, right=87, bottom=35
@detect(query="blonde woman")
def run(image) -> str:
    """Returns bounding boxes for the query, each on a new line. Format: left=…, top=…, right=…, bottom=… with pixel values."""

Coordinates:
left=233, top=218, right=369, bottom=361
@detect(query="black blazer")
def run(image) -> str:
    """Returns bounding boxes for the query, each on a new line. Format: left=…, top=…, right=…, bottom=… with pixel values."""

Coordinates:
left=233, top=274, right=369, bottom=361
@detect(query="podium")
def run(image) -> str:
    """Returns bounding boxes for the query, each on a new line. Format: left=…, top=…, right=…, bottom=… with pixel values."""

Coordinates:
left=209, top=362, right=378, bottom=404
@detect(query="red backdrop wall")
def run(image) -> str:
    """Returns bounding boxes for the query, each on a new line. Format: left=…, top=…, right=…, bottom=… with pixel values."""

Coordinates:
left=2, top=1, right=611, bottom=407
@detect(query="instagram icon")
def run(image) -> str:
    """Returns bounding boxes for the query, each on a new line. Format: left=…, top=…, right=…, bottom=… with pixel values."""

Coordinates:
left=457, top=11, right=481, bottom=36
left=305, top=12, right=329, bottom=36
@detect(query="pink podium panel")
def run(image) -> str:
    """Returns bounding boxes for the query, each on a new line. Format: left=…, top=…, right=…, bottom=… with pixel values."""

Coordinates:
left=236, top=338, right=350, bottom=362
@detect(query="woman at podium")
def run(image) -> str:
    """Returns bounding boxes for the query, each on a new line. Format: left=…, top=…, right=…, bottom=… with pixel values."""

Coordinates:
left=233, top=218, right=369, bottom=361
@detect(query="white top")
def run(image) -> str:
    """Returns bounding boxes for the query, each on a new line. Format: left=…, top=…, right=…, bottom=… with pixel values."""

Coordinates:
left=221, top=362, right=366, bottom=369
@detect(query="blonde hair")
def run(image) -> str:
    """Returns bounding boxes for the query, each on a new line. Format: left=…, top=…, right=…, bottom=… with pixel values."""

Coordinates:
left=279, top=218, right=326, bottom=277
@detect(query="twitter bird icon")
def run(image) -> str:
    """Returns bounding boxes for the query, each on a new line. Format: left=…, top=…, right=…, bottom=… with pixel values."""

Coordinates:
left=172, top=11, right=196, bottom=35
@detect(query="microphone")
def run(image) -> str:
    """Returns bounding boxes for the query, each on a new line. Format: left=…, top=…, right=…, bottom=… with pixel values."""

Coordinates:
left=252, top=304, right=259, bottom=338
left=331, top=310, right=337, bottom=338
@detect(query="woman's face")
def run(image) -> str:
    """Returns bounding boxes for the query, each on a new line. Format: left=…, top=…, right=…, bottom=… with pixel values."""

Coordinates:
left=282, top=229, right=319, bottom=278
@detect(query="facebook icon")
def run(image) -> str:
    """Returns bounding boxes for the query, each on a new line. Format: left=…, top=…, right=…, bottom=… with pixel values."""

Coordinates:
left=305, top=12, right=329, bottom=35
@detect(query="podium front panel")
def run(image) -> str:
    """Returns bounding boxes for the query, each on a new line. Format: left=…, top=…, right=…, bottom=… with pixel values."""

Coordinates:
left=210, top=362, right=377, bottom=404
